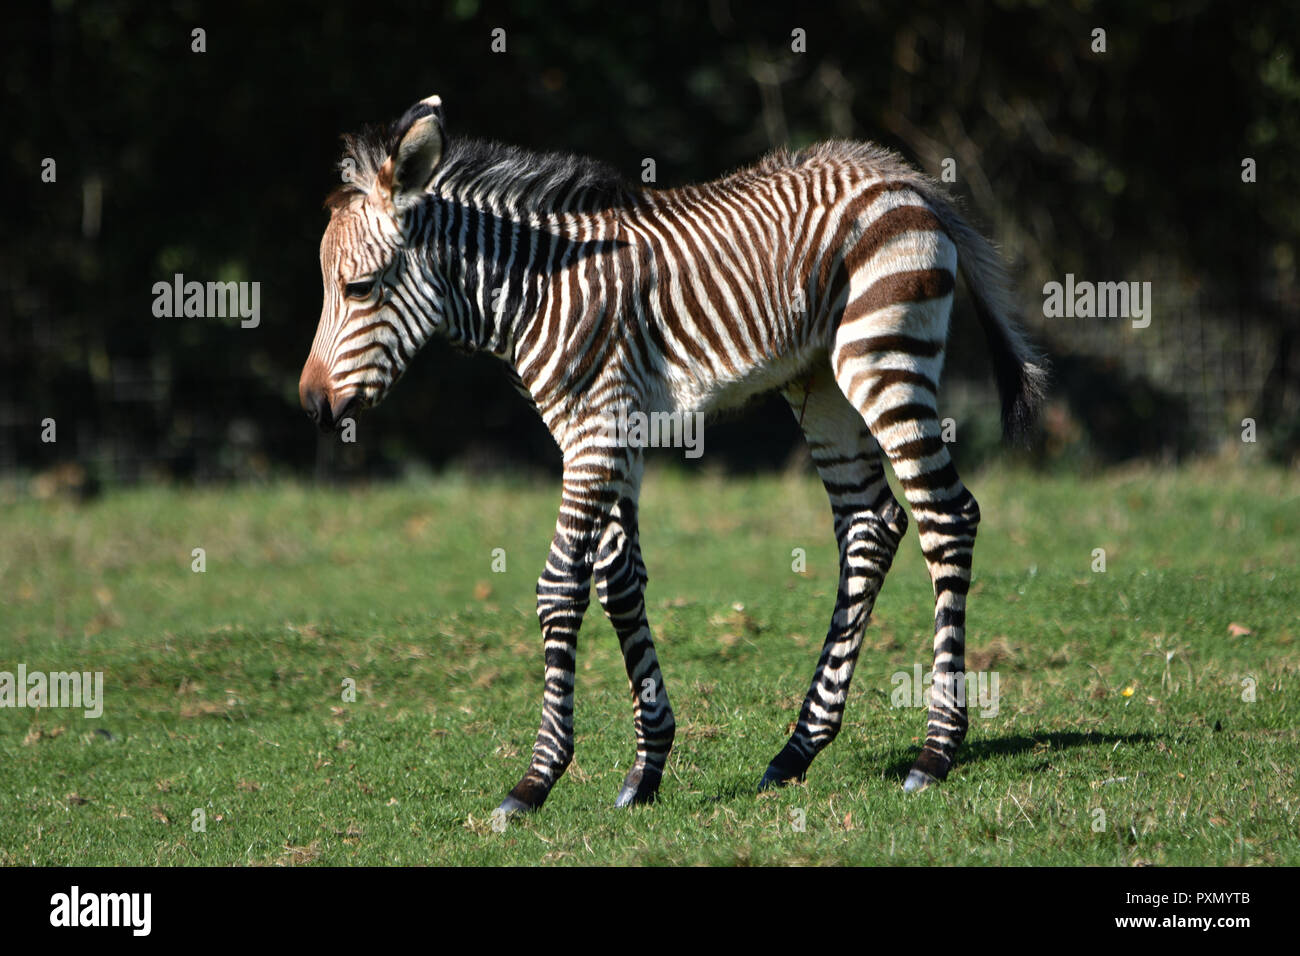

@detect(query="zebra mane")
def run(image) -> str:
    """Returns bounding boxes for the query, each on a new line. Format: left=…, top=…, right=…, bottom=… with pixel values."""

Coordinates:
left=326, top=122, right=638, bottom=216
left=325, top=124, right=391, bottom=211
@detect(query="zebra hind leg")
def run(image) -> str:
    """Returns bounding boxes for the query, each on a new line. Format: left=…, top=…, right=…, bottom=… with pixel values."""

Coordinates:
left=831, top=329, right=979, bottom=792
left=758, top=364, right=908, bottom=790
left=594, top=489, right=676, bottom=808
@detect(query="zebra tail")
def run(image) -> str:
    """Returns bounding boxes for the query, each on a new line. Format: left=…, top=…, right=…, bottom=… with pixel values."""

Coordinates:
left=915, top=185, right=1050, bottom=443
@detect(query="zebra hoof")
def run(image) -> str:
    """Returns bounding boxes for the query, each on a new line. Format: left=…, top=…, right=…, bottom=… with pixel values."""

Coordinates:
left=758, top=766, right=805, bottom=792
left=614, top=766, right=661, bottom=808
left=902, top=769, right=939, bottom=793
left=496, top=794, right=536, bottom=815
left=614, top=785, right=651, bottom=808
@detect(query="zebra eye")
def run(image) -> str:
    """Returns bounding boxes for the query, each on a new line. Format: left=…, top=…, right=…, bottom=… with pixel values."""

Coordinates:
left=344, top=279, right=376, bottom=299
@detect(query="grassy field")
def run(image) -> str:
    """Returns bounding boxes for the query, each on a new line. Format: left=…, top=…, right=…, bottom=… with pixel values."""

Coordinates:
left=1, top=463, right=1297, bottom=865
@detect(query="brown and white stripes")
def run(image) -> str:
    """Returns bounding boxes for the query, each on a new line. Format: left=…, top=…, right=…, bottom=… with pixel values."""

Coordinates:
left=299, top=94, right=1047, bottom=809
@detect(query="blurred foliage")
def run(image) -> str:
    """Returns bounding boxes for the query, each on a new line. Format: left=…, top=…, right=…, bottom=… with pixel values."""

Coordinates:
left=3, top=0, right=1298, bottom=488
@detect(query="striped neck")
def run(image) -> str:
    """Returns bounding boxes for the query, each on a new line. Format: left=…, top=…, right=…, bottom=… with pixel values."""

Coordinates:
left=416, top=138, right=639, bottom=360
left=427, top=195, right=632, bottom=367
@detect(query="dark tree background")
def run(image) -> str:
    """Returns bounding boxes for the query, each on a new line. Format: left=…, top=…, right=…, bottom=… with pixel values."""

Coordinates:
left=4, top=0, right=1297, bottom=491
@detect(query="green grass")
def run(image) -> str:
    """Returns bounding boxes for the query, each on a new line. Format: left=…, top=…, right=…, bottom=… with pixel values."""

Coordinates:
left=1, top=463, right=1297, bottom=865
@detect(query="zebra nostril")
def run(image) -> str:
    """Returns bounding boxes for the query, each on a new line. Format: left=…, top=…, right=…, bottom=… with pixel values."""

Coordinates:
left=299, top=384, right=335, bottom=431
left=299, top=358, right=334, bottom=431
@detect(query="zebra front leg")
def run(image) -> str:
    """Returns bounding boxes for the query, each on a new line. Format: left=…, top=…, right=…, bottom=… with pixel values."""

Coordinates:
left=759, top=369, right=907, bottom=789
left=595, top=493, right=676, bottom=808
left=498, top=471, right=617, bottom=814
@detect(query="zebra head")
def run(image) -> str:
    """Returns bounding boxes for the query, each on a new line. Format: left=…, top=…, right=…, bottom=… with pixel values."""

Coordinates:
left=299, top=95, right=447, bottom=432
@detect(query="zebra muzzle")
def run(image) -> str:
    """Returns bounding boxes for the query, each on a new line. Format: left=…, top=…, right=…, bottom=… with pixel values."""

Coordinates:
left=299, top=361, right=358, bottom=433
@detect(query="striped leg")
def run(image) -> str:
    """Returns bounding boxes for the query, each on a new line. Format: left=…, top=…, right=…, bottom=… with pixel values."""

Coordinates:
left=759, top=362, right=908, bottom=789
left=594, top=473, right=676, bottom=807
left=830, top=265, right=979, bottom=792
left=498, top=459, right=624, bottom=814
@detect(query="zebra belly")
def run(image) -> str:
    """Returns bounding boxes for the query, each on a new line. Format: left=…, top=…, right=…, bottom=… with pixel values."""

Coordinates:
left=663, top=341, right=825, bottom=415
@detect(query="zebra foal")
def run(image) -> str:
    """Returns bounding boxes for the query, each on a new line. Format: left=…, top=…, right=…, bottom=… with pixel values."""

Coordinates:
left=299, top=95, right=1046, bottom=812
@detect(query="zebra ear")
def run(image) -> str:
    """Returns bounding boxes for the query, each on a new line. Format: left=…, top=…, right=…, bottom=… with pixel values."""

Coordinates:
left=376, top=95, right=445, bottom=214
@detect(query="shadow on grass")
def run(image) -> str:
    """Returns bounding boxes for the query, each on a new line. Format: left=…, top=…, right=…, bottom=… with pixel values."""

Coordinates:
left=687, top=731, right=1161, bottom=806
left=880, top=730, right=1160, bottom=783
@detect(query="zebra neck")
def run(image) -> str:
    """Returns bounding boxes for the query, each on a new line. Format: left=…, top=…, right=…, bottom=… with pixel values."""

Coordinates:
left=430, top=207, right=506, bottom=359
left=436, top=200, right=631, bottom=380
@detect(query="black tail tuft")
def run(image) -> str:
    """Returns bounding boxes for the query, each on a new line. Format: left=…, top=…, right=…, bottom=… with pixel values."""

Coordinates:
left=973, top=294, right=1050, bottom=444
